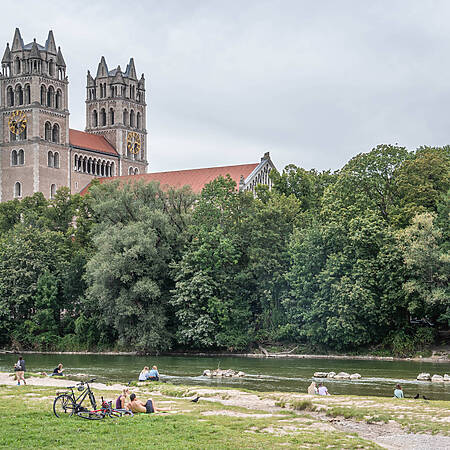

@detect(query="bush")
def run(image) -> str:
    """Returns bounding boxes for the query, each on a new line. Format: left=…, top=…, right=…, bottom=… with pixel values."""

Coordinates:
left=291, top=399, right=315, bottom=411
left=413, top=328, right=436, bottom=349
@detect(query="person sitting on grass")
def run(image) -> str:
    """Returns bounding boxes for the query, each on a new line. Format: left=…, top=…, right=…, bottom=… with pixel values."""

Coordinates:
left=148, top=365, right=159, bottom=381
left=51, top=363, right=64, bottom=376
left=317, top=383, right=330, bottom=395
left=394, top=384, right=404, bottom=398
left=307, top=381, right=318, bottom=395
left=126, top=393, right=170, bottom=414
left=116, top=388, right=130, bottom=409
left=138, top=366, right=150, bottom=381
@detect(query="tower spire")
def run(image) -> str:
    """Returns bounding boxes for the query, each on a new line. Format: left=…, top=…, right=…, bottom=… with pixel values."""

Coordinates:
left=11, top=28, right=24, bottom=51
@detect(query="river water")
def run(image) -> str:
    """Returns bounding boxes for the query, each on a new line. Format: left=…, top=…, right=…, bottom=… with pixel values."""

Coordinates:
left=1, top=353, right=449, bottom=400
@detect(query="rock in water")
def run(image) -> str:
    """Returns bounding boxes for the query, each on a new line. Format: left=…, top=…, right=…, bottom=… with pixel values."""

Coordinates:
left=334, top=372, right=351, bottom=380
left=203, top=370, right=211, bottom=377
left=444, top=374, right=450, bottom=382
left=350, top=373, right=361, bottom=380
left=417, top=373, right=431, bottom=381
left=327, top=372, right=336, bottom=378
left=431, top=374, right=444, bottom=382
left=313, top=372, right=329, bottom=378
left=237, top=371, right=245, bottom=377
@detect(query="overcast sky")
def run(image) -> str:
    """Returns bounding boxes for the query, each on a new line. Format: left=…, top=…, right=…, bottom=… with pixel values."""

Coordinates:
left=2, top=1, right=450, bottom=173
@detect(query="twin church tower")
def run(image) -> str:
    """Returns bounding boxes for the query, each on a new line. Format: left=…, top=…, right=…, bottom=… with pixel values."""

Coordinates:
left=0, top=28, right=148, bottom=201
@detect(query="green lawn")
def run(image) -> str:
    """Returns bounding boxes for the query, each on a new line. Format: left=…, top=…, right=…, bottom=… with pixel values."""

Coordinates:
left=0, top=385, right=379, bottom=449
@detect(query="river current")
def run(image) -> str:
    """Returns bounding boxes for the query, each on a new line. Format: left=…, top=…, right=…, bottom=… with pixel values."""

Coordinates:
left=1, top=353, right=449, bottom=400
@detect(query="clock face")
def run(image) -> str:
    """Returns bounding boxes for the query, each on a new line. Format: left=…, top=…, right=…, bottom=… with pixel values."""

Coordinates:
left=127, top=131, right=141, bottom=155
left=8, top=110, right=27, bottom=135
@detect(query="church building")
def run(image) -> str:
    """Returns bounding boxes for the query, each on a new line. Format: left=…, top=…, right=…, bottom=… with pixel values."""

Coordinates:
left=0, top=28, right=273, bottom=202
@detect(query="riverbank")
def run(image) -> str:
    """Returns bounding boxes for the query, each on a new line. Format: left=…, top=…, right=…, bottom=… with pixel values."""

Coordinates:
left=0, top=372, right=449, bottom=449
left=1, top=349, right=448, bottom=363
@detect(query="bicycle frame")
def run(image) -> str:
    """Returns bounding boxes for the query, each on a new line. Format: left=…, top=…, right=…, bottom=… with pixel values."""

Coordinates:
left=60, top=381, right=97, bottom=411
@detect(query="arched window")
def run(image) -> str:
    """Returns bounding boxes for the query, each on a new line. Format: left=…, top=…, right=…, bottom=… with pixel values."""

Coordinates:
left=134, top=168, right=139, bottom=175
left=11, top=150, right=18, bottom=166
left=128, top=167, right=133, bottom=175
left=54, top=152, right=59, bottom=168
left=100, top=108, right=106, bottom=126
left=82, top=157, right=87, bottom=173
left=52, top=124, right=60, bottom=143
left=7, top=86, right=14, bottom=106
left=123, top=109, right=129, bottom=126
left=110, top=162, right=115, bottom=176
left=24, top=84, right=31, bottom=104
left=47, top=86, right=55, bottom=107
left=14, top=57, right=20, bottom=75
left=50, top=184, right=56, bottom=199
left=56, top=89, right=62, bottom=109
left=14, top=182, right=22, bottom=198
left=74, top=154, right=78, bottom=171
left=49, top=60, right=55, bottom=77
left=16, top=85, right=23, bottom=105
left=45, top=122, right=52, bottom=141
left=109, top=108, right=114, bottom=125
left=40, top=85, right=47, bottom=105
left=130, top=110, right=135, bottom=127
left=92, top=110, right=98, bottom=127
left=18, top=149, right=24, bottom=165
left=47, top=151, right=54, bottom=167
left=136, top=112, right=141, bottom=129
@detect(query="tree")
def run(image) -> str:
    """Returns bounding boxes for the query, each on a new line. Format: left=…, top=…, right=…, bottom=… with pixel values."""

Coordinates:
left=400, top=213, right=449, bottom=326
left=84, top=181, right=196, bottom=352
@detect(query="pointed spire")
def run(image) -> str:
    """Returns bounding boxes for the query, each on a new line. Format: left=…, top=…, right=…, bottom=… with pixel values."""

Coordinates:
left=96, top=56, right=109, bottom=78
left=11, top=28, right=24, bottom=52
left=127, top=57, right=137, bottom=80
left=56, top=46, right=66, bottom=67
left=29, top=39, right=40, bottom=59
left=87, top=70, right=94, bottom=87
left=2, top=43, right=11, bottom=63
left=138, top=73, right=145, bottom=89
left=45, top=30, right=57, bottom=53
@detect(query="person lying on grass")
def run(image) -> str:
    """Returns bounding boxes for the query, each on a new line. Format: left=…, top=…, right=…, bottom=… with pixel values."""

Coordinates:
left=126, top=393, right=171, bottom=414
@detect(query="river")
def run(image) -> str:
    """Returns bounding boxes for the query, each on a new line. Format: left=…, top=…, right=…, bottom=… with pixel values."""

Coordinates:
left=1, top=353, right=449, bottom=400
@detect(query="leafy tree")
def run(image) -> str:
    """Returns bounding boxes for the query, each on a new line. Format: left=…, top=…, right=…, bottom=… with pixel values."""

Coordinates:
left=84, top=181, right=196, bottom=353
left=399, top=213, right=449, bottom=325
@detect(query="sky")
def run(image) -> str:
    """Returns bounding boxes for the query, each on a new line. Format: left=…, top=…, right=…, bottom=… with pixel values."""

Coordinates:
left=2, top=0, right=450, bottom=173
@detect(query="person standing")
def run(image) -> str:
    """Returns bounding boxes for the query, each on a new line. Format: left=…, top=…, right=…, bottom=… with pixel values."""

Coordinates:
left=394, top=384, right=404, bottom=398
left=14, top=356, right=26, bottom=386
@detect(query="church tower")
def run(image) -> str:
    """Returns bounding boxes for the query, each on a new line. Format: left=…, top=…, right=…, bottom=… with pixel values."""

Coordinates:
left=0, top=28, right=69, bottom=201
left=85, top=56, right=147, bottom=176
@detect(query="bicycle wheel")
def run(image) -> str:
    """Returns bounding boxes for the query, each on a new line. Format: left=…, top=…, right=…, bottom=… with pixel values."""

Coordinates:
left=77, top=410, right=105, bottom=420
left=108, top=409, right=123, bottom=418
left=53, top=394, right=76, bottom=418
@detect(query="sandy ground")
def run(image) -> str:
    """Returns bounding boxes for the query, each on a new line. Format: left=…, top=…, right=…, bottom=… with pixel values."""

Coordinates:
left=2, top=373, right=450, bottom=449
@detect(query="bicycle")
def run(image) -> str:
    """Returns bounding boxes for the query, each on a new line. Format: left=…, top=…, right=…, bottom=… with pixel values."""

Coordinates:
left=53, top=378, right=99, bottom=419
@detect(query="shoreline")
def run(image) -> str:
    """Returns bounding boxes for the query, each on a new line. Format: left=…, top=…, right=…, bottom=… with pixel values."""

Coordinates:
left=1, top=349, right=448, bottom=363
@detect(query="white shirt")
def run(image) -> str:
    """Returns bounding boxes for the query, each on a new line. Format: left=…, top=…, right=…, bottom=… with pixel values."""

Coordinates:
left=318, top=386, right=328, bottom=395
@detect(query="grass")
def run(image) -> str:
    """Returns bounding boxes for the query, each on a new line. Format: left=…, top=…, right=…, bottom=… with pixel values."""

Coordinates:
left=0, top=384, right=381, bottom=449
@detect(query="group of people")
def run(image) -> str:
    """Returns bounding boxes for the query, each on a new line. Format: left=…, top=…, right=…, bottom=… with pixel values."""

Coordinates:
left=116, top=387, right=170, bottom=414
left=307, top=382, right=330, bottom=395
left=138, top=365, right=160, bottom=382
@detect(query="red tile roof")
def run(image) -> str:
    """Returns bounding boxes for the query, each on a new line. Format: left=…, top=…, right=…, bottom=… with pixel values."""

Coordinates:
left=69, top=129, right=118, bottom=156
left=80, top=163, right=259, bottom=195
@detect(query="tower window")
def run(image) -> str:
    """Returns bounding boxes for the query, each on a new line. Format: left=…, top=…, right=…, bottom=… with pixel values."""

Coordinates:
left=52, top=124, right=60, bottom=143
left=50, top=184, right=57, bottom=199
left=123, top=109, right=129, bottom=126
left=18, top=149, right=24, bottom=165
left=49, top=60, right=55, bottom=77
left=56, top=89, right=62, bottom=109
left=137, top=112, right=141, bottom=129
left=47, top=86, right=55, bottom=108
left=100, top=108, right=106, bottom=126
left=130, top=110, right=135, bottom=127
left=54, top=152, right=60, bottom=168
left=40, top=85, right=47, bottom=105
left=24, top=84, right=31, bottom=104
left=14, top=57, right=20, bottom=75
left=48, top=151, right=54, bottom=168
left=11, top=150, right=18, bottom=166
left=16, top=85, right=23, bottom=105
left=7, top=86, right=14, bottom=106
left=14, top=182, right=22, bottom=198
left=45, top=122, right=52, bottom=141
left=92, top=110, right=98, bottom=127
left=109, top=108, right=114, bottom=125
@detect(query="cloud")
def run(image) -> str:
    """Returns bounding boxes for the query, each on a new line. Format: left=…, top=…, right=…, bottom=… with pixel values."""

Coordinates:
left=2, top=0, right=449, bottom=173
